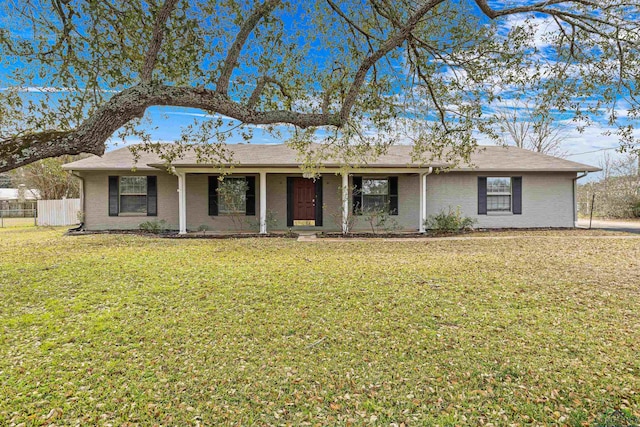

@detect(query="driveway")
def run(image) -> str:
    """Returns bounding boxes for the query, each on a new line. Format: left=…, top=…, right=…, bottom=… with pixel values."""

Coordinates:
left=577, top=219, right=640, bottom=234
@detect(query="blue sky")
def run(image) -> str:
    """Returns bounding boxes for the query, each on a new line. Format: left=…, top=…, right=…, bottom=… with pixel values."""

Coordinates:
left=1, top=2, right=636, bottom=180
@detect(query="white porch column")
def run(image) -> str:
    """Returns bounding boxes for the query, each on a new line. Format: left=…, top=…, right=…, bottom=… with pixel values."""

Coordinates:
left=259, top=171, right=267, bottom=234
left=419, top=172, right=427, bottom=233
left=341, top=172, right=349, bottom=233
left=177, top=172, right=187, bottom=234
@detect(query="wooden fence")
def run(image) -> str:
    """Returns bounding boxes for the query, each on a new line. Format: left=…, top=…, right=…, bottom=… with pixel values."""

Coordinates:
left=37, top=199, right=81, bottom=226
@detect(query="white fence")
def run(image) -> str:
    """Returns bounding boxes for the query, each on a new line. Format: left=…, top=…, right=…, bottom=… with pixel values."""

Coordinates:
left=37, top=199, right=81, bottom=226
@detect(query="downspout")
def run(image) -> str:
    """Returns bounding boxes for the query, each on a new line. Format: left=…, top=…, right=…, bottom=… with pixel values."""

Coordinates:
left=572, top=171, right=588, bottom=227
left=71, top=171, right=85, bottom=230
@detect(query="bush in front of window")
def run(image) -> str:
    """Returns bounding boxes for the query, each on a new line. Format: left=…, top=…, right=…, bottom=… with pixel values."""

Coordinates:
left=139, top=219, right=168, bottom=234
left=424, top=206, right=475, bottom=234
left=361, top=205, right=400, bottom=234
left=245, top=209, right=278, bottom=232
left=217, top=178, right=249, bottom=231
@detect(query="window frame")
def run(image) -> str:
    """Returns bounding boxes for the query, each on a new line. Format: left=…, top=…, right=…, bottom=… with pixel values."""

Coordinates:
left=486, top=177, right=512, bottom=213
left=360, top=177, right=390, bottom=214
left=217, top=176, right=248, bottom=215
left=118, top=176, right=148, bottom=215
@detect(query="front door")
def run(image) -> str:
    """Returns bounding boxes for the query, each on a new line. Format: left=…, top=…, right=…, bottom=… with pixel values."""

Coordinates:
left=293, top=178, right=316, bottom=225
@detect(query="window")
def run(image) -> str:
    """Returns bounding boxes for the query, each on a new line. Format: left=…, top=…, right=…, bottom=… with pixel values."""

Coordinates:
left=218, top=177, right=247, bottom=214
left=119, top=176, right=148, bottom=214
left=486, top=177, right=512, bottom=212
left=361, top=178, right=389, bottom=212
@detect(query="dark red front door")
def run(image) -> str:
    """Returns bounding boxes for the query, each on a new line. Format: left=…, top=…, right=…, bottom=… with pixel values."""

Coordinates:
left=293, top=178, right=315, bottom=221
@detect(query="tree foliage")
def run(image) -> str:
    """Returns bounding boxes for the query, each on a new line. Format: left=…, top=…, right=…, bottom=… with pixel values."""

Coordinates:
left=9, top=156, right=81, bottom=200
left=1, top=0, right=639, bottom=172
left=578, top=153, right=640, bottom=218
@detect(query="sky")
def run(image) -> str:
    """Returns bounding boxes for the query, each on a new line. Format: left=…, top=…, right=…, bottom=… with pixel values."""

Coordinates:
left=1, top=1, right=638, bottom=181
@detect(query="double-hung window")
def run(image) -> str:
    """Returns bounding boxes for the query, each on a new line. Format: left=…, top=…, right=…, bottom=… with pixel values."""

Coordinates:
left=218, top=177, right=247, bottom=214
left=119, top=176, right=148, bottom=214
left=486, top=177, right=512, bottom=212
left=361, top=178, right=389, bottom=212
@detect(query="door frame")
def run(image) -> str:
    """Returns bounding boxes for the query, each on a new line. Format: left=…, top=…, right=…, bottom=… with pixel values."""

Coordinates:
left=287, top=176, right=323, bottom=227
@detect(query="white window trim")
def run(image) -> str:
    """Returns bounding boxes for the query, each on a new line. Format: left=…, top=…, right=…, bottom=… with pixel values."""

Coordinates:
left=119, top=176, right=148, bottom=215
left=486, top=177, right=512, bottom=213
left=359, top=177, right=390, bottom=214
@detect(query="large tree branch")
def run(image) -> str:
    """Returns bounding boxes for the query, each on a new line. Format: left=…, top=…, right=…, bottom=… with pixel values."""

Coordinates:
left=141, top=0, right=180, bottom=82
left=339, top=0, right=446, bottom=122
left=216, top=0, right=281, bottom=96
left=246, top=76, right=291, bottom=109
left=0, top=83, right=342, bottom=172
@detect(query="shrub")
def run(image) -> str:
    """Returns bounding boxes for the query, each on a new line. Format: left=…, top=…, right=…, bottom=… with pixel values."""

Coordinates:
left=139, top=219, right=168, bottom=234
left=424, top=206, right=475, bottom=233
left=245, top=210, right=278, bottom=232
left=197, top=224, right=211, bottom=234
left=361, top=205, right=400, bottom=234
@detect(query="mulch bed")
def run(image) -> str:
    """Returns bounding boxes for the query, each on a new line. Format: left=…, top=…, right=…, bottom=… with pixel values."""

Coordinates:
left=66, top=230, right=299, bottom=239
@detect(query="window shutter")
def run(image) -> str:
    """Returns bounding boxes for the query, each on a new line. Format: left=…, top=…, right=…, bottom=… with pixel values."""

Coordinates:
left=108, top=176, right=119, bottom=216
left=389, top=176, right=399, bottom=215
left=512, top=176, right=522, bottom=215
left=478, top=177, right=487, bottom=215
left=146, top=176, right=157, bottom=216
left=245, top=176, right=256, bottom=216
left=314, top=177, right=323, bottom=226
left=286, top=177, right=294, bottom=227
left=208, top=176, right=218, bottom=216
left=352, top=176, right=362, bottom=214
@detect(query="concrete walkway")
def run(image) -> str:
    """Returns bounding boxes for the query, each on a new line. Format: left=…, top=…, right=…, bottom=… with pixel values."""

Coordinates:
left=577, top=219, right=640, bottom=234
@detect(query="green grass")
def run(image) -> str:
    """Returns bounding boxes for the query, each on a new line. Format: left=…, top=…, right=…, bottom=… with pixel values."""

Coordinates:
left=0, top=227, right=639, bottom=426
left=0, top=217, right=36, bottom=228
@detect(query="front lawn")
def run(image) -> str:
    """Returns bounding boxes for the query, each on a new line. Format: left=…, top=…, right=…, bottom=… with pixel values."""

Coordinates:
left=0, top=228, right=638, bottom=426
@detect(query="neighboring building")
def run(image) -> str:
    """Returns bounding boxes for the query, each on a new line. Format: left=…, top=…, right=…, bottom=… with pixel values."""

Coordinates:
left=0, top=186, right=39, bottom=217
left=62, top=144, right=600, bottom=233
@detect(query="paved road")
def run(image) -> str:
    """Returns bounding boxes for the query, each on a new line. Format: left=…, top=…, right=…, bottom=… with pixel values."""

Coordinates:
left=577, top=219, right=640, bottom=234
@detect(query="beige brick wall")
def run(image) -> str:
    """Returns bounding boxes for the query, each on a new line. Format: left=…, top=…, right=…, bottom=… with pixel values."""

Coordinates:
left=80, top=170, right=576, bottom=231
left=426, top=171, right=576, bottom=228
left=186, top=174, right=259, bottom=232
left=81, top=170, right=179, bottom=230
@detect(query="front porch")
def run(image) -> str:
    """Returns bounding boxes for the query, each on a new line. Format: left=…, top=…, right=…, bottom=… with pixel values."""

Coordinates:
left=173, top=168, right=432, bottom=235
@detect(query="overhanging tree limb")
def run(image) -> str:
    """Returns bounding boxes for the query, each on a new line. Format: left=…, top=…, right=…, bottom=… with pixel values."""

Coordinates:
left=141, top=0, right=180, bottom=82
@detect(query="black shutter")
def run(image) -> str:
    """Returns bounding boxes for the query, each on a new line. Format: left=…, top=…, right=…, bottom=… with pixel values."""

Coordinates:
left=352, top=176, right=362, bottom=214
left=314, top=177, right=323, bottom=226
left=389, top=176, right=399, bottom=215
left=108, top=176, right=119, bottom=216
left=286, top=177, right=294, bottom=227
left=478, top=177, right=487, bottom=215
left=208, top=176, right=218, bottom=216
left=146, top=176, right=157, bottom=216
left=245, top=176, right=256, bottom=216
left=512, top=176, right=522, bottom=215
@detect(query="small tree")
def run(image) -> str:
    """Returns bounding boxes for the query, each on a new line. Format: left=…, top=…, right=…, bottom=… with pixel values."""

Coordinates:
left=361, top=204, right=400, bottom=235
left=217, top=178, right=249, bottom=231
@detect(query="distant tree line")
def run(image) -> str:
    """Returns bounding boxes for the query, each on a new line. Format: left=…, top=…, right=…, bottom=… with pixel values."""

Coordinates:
left=578, top=153, right=640, bottom=218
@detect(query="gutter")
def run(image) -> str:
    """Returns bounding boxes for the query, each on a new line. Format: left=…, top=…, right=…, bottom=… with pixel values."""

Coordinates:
left=572, top=171, right=589, bottom=226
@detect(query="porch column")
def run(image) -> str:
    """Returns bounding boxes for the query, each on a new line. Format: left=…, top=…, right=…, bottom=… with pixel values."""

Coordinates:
left=341, top=172, right=349, bottom=233
left=419, top=172, right=427, bottom=233
left=259, top=171, right=267, bottom=234
left=177, top=172, right=187, bottom=234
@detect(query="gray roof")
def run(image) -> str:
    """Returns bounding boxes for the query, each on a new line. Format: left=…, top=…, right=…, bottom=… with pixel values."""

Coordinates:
left=63, top=143, right=600, bottom=172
